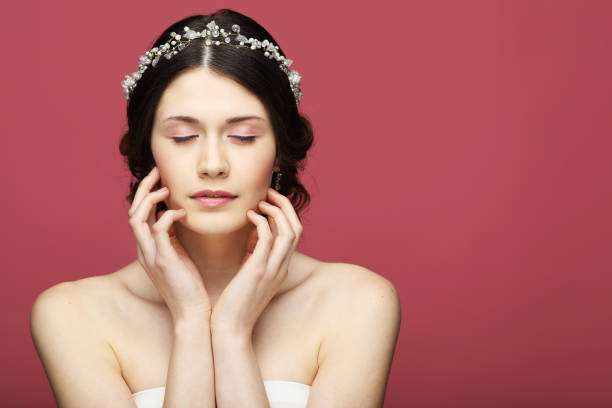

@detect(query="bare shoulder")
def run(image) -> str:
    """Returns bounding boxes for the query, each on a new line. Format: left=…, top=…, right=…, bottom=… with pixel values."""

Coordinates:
left=29, top=272, right=135, bottom=406
left=306, top=262, right=402, bottom=406
left=313, top=261, right=401, bottom=310
left=30, top=267, right=133, bottom=363
left=30, top=276, right=105, bottom=324
left=30, top=278, right=101, bottom=353
left=312, top=261, right=402, bottom=359
left=32, top=271, right=125, bottom=326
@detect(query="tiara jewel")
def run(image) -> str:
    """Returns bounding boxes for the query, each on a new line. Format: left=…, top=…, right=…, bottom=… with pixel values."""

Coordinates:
left=121, top=20, right=303, bottom=104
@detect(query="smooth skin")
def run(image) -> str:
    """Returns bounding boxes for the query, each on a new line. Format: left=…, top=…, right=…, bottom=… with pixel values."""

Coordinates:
left=29, top=166, right=305, bottom=408
left=128, top=166, right=211, bottom=322
left=30, top=67, right=401, bottom=408
left=128, top=164, right=302, bottom=407
left=130, top=164, right=302, bottom=336
left=128, top=165, right=214, bottom=407
left=30, top=181, right=402, bottom=408
left=211, top=186, right=303, bottom=338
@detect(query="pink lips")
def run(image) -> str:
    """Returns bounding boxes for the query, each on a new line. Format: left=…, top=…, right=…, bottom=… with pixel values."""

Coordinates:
left=192, top=196, right=235, bottom=207
left=191, top=189, right=236, bottom=198
left=190, top=189, right=237, bottom=208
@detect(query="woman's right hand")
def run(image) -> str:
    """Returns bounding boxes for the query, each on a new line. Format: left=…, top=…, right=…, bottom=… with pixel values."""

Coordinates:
left=128, top=166, right=211, bottom=323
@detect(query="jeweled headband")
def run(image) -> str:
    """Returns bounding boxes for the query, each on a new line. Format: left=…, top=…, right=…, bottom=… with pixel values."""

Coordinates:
left=121, top=20, right=303, bottom=104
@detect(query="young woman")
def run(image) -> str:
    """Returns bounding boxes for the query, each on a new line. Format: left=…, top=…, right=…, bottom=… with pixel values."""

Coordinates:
left=30, top=8, right=401, bottom=408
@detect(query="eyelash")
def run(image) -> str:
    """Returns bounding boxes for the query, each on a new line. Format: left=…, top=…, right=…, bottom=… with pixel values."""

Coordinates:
left=171, top=135, right=256, bottom=143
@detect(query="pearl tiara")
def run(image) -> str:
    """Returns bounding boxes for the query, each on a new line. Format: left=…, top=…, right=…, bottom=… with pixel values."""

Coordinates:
left=121, top=20, right=303, bottom=104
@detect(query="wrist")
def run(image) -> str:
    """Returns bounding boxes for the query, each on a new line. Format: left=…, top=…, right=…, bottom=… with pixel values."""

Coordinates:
left=211, top=328, right=251, bottom=350
left=173, top=310, right=212, bottom=334
left=210, top=318, right=251, bottom=344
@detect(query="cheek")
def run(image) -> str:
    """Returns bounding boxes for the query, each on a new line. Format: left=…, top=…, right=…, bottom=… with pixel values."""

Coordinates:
left=239, top=141, right=276, bottom=190
left=239, top=160, right=274, bottom=190
left=151, top=139, right=186, bottom=185
left=150, top=140, right=167, bottom=182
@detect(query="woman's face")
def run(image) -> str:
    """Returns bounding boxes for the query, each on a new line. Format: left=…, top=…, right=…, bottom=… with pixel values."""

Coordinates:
left=150, top=67, right=277, bottom=234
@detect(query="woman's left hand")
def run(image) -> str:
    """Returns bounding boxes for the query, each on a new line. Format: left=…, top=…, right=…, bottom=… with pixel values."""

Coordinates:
left=210, top=188, right=303, bottom=340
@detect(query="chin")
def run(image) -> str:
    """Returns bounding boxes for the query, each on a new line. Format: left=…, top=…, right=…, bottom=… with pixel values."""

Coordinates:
left=180, top=212, right=251, bottom=235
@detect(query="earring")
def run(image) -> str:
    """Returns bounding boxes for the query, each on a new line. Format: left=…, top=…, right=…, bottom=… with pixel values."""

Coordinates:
left=275, top=171, right=282, bottom=191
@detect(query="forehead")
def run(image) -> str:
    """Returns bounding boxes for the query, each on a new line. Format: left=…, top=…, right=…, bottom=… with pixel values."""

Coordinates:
left=154, top=67, right=269, bottom=126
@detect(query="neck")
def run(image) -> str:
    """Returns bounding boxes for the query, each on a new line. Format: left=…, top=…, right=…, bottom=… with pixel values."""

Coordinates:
left=130, top=220, right=308, bottom=309
left=172, top=220, right=253, bottom=306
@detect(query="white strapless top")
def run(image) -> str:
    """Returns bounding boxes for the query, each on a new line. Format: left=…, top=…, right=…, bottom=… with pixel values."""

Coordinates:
left=132, top=380, right=311, bottom=408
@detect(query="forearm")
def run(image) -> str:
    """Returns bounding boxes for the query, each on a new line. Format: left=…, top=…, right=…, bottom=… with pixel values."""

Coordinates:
left=163, top=314, right=215, bottom=408
left=211, top=332, right=270, bottom=408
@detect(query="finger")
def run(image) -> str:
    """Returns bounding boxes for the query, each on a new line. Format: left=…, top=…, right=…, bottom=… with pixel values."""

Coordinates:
left=266, top=188, right=303, bottom=254
left=129, top=187, right=169, bottom=262
left=244, top=225, right=259, bottom=255
left=132, top=187, right=168, bottom=225
left=149, top=205, right=158, bottom=231
left=265, top=209, right=278, bottom=237
left=266, top=188, right=303, bottom=239
left=128, top=167, right=160, bottom=217
left=258, top=201, right=294, bottom=274
left=152, top=208, right=179, bottom=237
left=265, top=189, right=303, bottom=275
left=245, top=210, right=274, bottom=269
left=136, top=245, right=144, bottom=266
left=168, top=216, right=179, bottom=237
left=151, top=209, right=186, bottom=263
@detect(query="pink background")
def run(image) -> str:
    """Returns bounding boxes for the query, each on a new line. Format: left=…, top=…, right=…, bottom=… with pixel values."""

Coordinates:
left=1, top=0, right=611, bottom=407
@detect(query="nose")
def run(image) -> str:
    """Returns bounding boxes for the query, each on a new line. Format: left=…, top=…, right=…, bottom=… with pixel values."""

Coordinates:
left=197, top=134, right=229, bottom=178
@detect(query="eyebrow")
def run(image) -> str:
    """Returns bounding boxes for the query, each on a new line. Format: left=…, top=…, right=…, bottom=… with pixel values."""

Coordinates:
left=162, top=115, right=265, bottom=125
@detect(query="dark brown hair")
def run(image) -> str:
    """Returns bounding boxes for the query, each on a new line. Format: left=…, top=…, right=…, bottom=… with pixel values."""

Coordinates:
left=119, top=8, right=313, bottom=219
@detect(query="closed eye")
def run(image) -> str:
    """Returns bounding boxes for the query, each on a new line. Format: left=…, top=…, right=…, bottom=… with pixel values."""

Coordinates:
left=230, top=135, right=256, bottom=142
left=171, top=135, right=256, bottom=143
left=172, top=135, right=197, bottom=143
